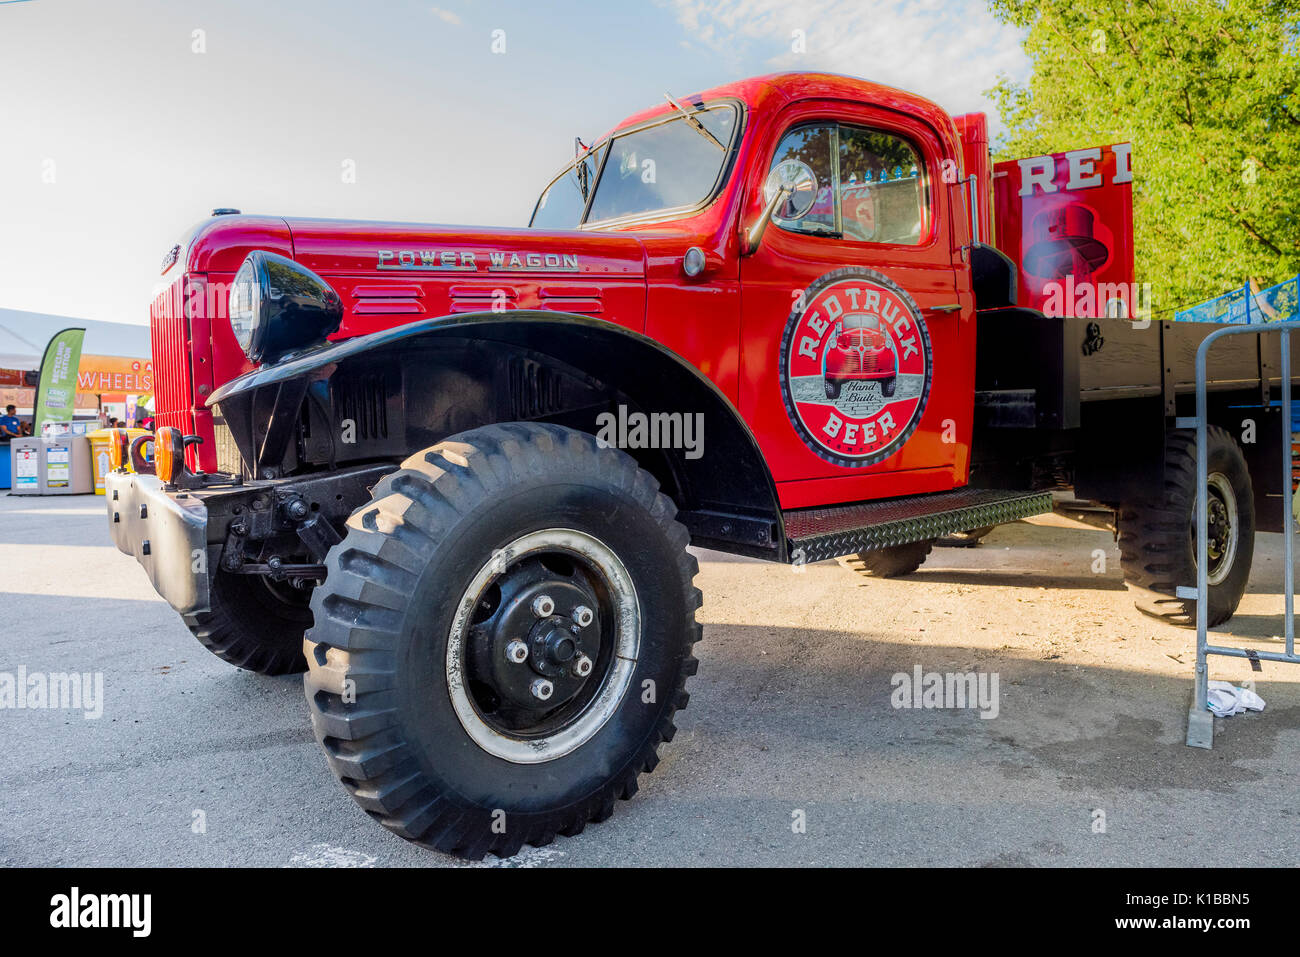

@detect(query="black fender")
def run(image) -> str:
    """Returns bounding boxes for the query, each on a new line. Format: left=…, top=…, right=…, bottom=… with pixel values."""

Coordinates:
left=970, top=243, right=1018, bottom=311
left=208, top=310, right=784, bottom=559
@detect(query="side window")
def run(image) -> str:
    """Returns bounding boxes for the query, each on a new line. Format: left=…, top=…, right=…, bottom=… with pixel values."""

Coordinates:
left=770, top=125, right=837, bottom=237
left=838, top=127, right=925, bottom=245
left=531, top=145, right=606, bottom=229
left=768, top=123, right=928, bottom=245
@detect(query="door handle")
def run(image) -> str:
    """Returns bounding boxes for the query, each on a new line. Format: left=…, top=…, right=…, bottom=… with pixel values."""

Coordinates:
left=927, top=304, right=962, bottom=313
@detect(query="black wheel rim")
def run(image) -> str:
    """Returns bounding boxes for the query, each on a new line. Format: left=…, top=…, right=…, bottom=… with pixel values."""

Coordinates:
left=1189, top=472, right=1239, bottom=586
left=446, top=528, right=640, bottom=764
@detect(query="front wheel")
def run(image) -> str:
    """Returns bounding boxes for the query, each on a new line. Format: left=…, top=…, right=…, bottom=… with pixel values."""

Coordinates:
left=880, top=376, right=896, bottom=398
left=1118, top=426, right=1254, bottom=627
left=182, top=569, right=312, bottom=675
left=304, top=423, right=701, bottom=859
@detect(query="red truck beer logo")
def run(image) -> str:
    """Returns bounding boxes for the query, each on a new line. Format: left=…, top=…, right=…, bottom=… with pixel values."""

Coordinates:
left=779, top=267, right=932, bottom=467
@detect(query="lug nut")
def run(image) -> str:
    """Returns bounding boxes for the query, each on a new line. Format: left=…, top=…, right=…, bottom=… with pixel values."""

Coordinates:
left=530, top=678, right=554, bottom=702
left=505, top=640, right=529, bottom=664
left=571, top=605, right=594, bottom=628
left=531, top=595, right=555, bottom=618
left=572, top=654, right=594, bottom=678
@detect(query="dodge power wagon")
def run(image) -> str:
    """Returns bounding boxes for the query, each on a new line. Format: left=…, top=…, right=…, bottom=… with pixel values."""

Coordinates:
left=106, top=73, right=1291, bottom=858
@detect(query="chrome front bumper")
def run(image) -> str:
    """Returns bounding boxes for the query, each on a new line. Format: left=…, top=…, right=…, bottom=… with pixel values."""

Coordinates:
left=105, top=470, right=210, bottom=616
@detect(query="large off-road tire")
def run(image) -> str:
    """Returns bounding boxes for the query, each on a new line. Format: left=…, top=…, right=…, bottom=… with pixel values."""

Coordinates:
left=1118, top=426, right=1254, bottom=628
left=304, top=423, right=701, bottom=859
left=840, top=539, right=935, bottom=578
left=182, top=569, right=312, bottom=675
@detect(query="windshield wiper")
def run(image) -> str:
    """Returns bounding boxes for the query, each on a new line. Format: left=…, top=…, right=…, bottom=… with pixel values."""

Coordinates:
left=663, top=92, right=725, bottom=152
left=801, top=225, right=842, bottom=239
left=574, top=137, right=592, bottom=199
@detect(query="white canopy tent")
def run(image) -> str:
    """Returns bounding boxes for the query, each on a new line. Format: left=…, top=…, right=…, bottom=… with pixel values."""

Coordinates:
left=0, top=308, right=151, bottom=369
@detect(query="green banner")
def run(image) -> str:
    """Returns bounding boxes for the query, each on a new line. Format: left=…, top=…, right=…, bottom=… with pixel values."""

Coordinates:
left=33, top=327, right=85, bottom=435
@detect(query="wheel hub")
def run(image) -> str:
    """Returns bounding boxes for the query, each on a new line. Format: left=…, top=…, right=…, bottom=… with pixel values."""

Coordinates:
left=1207, top=498, right=1228, bottom=561
left=465, top=558, right=604, bottom=720
left=528, top=616, right=584, bottom=678
left=1190, top=472, right=1239, bottom=587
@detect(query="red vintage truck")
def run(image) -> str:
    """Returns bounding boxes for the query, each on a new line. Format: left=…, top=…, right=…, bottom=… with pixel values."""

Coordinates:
left=107, top=72, right=1286, bottom=858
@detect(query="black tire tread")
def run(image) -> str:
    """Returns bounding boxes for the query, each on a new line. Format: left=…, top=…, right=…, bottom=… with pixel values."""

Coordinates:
left=304, top=422, right=701, bottom=859
left=1117, top=425, right=1253, bottom=628
left=182, top=570, right=311, bottom=675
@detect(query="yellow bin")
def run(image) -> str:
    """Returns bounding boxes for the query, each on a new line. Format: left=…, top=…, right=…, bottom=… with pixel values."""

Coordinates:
left=87, top=428, right=152, bottom=494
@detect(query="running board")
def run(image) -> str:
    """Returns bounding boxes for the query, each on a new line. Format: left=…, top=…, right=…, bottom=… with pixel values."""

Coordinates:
left=783, top=488, right=1053, bottom=564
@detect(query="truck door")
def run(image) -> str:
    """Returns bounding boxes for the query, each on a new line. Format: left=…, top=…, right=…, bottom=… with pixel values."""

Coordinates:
left=739, top=103, right=972, bottom=509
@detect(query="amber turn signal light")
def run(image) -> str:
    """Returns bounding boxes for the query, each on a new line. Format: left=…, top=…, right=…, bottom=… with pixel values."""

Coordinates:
left=108, top=428, right=130, bottom=471
left=154, top=427, right=185, bottom=485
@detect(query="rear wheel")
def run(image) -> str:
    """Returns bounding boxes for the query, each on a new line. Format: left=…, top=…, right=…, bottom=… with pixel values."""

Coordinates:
left=1118, top=426, right=1254, bottom=627
left=182, top=569, right=312, bottom=675
left=304, top=423, right=701, bottom=859
left=840, top=539, right=935, bottom=578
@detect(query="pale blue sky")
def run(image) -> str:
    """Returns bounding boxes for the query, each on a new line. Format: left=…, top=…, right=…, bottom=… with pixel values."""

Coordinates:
left=0, top=0, right=1027, bottom=326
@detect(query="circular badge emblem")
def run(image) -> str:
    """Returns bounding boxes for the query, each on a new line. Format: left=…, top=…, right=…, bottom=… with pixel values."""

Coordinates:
left=779, top=267, right=933, bottom=468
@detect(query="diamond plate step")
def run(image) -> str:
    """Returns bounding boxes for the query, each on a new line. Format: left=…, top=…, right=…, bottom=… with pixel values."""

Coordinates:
left=784, top=487, right=1053, bottom=564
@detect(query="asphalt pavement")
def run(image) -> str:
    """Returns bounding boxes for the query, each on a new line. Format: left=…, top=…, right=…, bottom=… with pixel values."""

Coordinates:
left=1, top=493, right=1297, bottom=866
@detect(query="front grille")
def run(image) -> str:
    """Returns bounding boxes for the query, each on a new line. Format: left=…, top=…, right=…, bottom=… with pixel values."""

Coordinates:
left=211, top=415, right=243, bottom=476
left=150, top=275, right=191, bottom=421
left=851, top=351, right=879, bottom=373
left=150, top=274, right=197, bottom=463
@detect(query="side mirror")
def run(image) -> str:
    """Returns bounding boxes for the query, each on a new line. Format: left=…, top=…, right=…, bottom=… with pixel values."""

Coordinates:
left=746, top=160, right=818, bottom=254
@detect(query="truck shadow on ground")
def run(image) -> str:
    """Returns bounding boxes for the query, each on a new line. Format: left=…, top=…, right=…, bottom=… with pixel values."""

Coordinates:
left=1211, top=614, right=1300, bottom=640
left=885, top=566, right=1129, bottom=591
left=689, top=620, right=1300, bottom=798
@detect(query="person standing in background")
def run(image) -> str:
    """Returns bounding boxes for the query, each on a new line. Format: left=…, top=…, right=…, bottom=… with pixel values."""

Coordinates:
left=0, top=404, right=22, bottom=440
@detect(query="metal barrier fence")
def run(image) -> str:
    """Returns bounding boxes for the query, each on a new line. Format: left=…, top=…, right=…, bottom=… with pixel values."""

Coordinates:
left=1175, top=274, right=1300, bottom=325
left=1180, top=320, right=1300, bottom=748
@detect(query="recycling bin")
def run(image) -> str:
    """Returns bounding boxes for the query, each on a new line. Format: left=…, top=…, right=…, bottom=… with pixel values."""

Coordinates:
left=9, top=435, right=93, bottom=495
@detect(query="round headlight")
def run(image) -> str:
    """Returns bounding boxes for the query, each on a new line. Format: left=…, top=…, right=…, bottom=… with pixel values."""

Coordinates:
left=229, top=259, right=261, bottom=356
left=227, top=251, right=344, bottom=364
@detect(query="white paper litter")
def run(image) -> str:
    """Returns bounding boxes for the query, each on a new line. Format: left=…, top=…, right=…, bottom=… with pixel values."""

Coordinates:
left=1206, top=680, right=1266, bottom=717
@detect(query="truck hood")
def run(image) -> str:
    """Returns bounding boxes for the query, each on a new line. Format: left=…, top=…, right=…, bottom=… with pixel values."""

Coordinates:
left=282, top=217, right=649, bottom=338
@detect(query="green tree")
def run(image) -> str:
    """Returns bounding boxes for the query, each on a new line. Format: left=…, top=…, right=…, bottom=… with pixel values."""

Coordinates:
left=988, top=0, right=1300, bottom=313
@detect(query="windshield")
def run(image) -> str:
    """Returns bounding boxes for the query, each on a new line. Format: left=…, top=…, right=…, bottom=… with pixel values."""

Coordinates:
left=530, top=103, right=738, bottom=229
